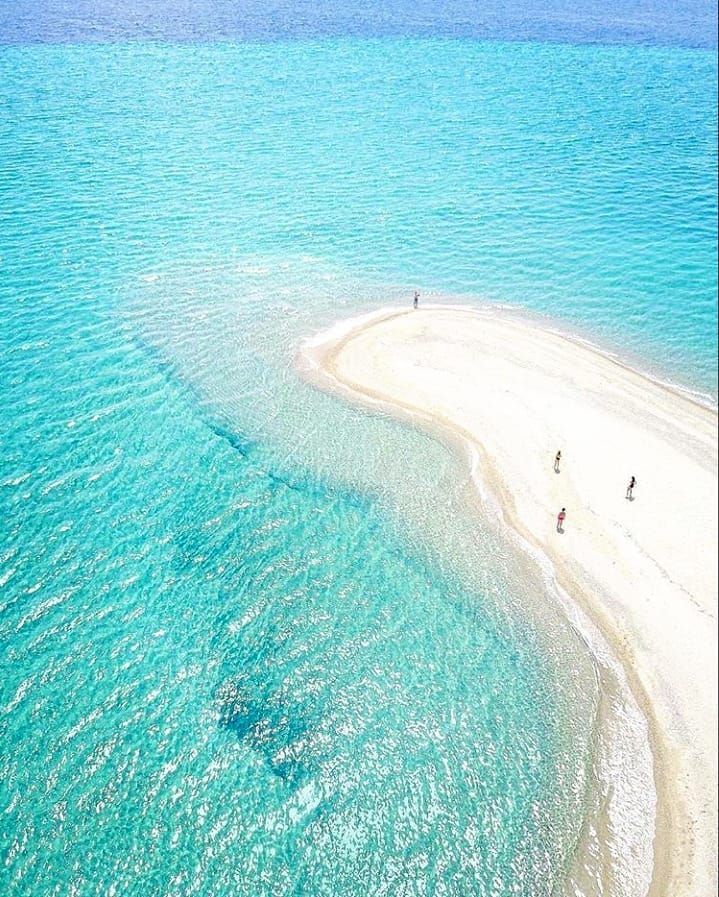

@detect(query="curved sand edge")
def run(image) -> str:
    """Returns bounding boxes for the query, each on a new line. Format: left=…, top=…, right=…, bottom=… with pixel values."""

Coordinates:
left=297, top=304, right=718, bottom=897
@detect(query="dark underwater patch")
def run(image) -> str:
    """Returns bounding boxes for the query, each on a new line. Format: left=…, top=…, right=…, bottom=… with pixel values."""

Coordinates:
left=215, top=677, right=313, bottom=786
left=207, top=420, right=254, bottom=457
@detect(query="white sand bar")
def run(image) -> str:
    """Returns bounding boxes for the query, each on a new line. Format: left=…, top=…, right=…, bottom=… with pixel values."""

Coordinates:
left=301, top=305, right=717, bottom=897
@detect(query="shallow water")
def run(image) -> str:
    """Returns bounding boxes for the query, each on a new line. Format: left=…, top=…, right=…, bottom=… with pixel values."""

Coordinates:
left=1, top=12, right=716, bottom=897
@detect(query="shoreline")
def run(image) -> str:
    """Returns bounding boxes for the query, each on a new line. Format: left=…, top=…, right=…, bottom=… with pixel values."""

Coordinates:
left=297, top=303, right=718, bottom=897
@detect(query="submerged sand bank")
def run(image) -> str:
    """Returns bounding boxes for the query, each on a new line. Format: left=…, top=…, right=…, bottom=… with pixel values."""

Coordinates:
left=299, top=305, right=717, bottom=897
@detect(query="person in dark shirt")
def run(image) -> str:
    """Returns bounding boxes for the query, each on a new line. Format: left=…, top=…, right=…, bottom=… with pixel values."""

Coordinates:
left=626, top=475, right=637, bottom=500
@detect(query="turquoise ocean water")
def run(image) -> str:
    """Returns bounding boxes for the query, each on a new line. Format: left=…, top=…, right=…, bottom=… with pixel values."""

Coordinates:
left=1, top=10, right=717, bottom=897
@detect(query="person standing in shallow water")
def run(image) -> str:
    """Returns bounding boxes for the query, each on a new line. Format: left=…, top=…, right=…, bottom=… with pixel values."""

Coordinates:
left=554, top=450, right=562, bottom=473
left=626, top=476, right=637, bottom=500
left=413, top=291, right=419, bottom=309
left=557, top=508, right=566, bottom=532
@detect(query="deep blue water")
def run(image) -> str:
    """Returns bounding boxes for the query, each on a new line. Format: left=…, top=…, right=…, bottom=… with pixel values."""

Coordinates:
left=0, top=0, right=717, bottom=48
left=0, top=4, right=716, bottom=897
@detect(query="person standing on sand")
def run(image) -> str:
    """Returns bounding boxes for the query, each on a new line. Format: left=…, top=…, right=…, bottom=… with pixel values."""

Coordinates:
left=557, top=508, right=566, bottom=532
left=626, top=476, right=637, bottom=500
left=554, top=450, right=562, bottom=473
left=413, top=291, right=419, bottom=309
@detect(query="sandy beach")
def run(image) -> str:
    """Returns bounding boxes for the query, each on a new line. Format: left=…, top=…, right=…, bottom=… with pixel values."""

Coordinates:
left=299, top=305, right=718, bottom=897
